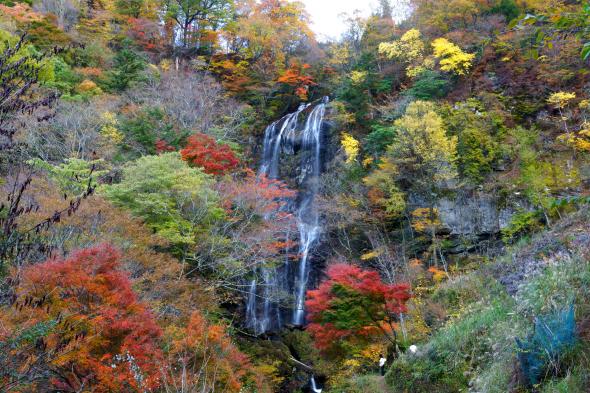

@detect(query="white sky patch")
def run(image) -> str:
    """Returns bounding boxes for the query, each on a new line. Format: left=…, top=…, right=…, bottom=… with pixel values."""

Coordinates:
left=300, top=0, right=379, bottom=41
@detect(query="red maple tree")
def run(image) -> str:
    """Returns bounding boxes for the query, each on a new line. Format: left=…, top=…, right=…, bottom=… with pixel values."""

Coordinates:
left=1, top=244, right=163, bottom=392
left=155, top=138, right=176, bottom=154
left=305, top=263, right=412, bottom=351
left=180, top=133, right=240, bottom=175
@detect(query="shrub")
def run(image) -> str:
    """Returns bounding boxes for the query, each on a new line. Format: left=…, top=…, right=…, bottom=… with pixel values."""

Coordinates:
left=181, top=133, right=240, bottom=175
left=406, top=70, right=451, bottom=100
left=516, top=306, right=577, bottom=387
left=364, top=124, right=396, bottom=158
left=387, top=354, right=468, bottom=393
left=501, top=211, right=544, bottom=243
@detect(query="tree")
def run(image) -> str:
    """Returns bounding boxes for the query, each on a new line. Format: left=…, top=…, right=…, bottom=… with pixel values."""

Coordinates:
left=181, top=132, right=240, bottom=175
left=431, top=38, right=475, bottom=76
left=162, top=0, right=231, bottom=52
left=104, top=152, right=222, bottom=253
left=341, top=132, right=360, bottom=165
left=106, top=41, right=146, bottom=91
left=0, top=30, right=58, bottom=153
left=161, top=311, right=266, bottom=392
left=27, top=157, right=109, bottom=195
left=406, top=70, right=450, bottom=100
left=305, top=263, right=411, bottom=351
left=379, top=29, right=433, bottom=78
left=441, top=99, right=502, bottom=183
left=366, top=101, right=457, bottom=264
left=378, top=0, right=393, bottom=19
left=206, top=170, right=296, bottom=290
left=0, top=244, right=163, bottom=391
left=220, top=0, right=316, bottom=93
left=125, top=71, right=248, bottom=142
left=276, top=62, right=317, bottom=101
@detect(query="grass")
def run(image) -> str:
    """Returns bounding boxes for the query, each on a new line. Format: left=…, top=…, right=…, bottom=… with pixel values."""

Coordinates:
left=385, top=210, right=590, bottom=392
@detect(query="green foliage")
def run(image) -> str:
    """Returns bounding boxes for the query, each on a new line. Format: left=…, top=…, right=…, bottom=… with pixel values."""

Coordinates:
left=118, top=107, right=183, bottom=157
left=441, top=99, right=503, bottom=183
left=103, top=153, right=223, bottom=249
left=364, top=124, right=396, bottom=158
left=329, top=374, right=386, bottom=393
left=105, top=42, right=146, bottom=91
left=376, top=100, right=457, bottom=195
left=69, top=41, right=112, bottom=68
left=115, top=0, right=144, bottom=17
left=490, top=0, right=520, bottom=22
left=509, top=127, right=580, bottom=213
left=405, top=70, right=450, bottom=100
left=501, top=211, right=544, bottom=243
left=0, top=29, right=55, bottom=84
left=387, top=354, right=468, bottom=392
left=4, top=320, right=58, bottom=351
left=46, top=56, right=85, bottom=98
left=27, top=158, right=109, bottom=195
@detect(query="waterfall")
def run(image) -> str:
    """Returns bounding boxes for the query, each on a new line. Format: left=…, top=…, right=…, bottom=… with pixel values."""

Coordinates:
left=310, top=375, right=322, bottom=393
left=293, top=100, right=326, bottom=325
left=245, top=97, right=329, bottom=333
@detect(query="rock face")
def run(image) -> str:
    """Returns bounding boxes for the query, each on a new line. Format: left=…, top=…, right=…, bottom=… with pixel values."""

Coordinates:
left=435, top=191, right=517, bottom=236
left=437, top=192, right=501, bottom=236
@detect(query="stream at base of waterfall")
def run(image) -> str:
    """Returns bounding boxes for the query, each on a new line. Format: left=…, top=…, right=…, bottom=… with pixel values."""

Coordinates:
left=246, top=97, right=328, bottom=335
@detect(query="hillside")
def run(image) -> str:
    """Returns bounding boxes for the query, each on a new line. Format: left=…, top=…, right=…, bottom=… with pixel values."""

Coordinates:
left=0, top=0, right=590, bottom=392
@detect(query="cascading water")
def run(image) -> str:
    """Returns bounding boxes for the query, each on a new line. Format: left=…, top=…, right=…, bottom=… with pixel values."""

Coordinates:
left=310, top=375, right=323, bottom=393
left=246, top=97, right=329, bottom=334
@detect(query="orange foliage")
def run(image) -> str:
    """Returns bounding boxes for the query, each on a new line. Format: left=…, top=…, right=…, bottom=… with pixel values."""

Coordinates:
left=0, top=3, right=43, bottom=23
left=162, top=311, right=267, bottom=392
left=215, top=169, right=297, bottom=262
left=0, top=244, right=163, bottom=392
left=126, top=17, right=165, bottom=53
left=277, top=62, right=318, bottom=100
left=9, top=177, right=213, bottom=321
left=76, top=67, right=104, bottom=77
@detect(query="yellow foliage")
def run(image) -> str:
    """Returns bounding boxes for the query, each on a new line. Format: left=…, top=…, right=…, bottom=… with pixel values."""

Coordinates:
left=379, top=29, right=424, bottom=60
left=362, top=156, right=374, bottom=167
left=350, top=70, right=368, bottom=85
left=341, top=132, right=360, bottom=164
left=411, top=208, right=442, bottom=233
left=431, top=38, right=475, bottom=75
left=100, top=111, right=124, bottom=145
left=557, top=126, right=590, bottom=152
left=160, top=59, right=172, bottom=71
left=547, top=91, right=576, bottom=109
left=331, top=101, right=356, bottom=126
left=379, top=29, right=433, bottom=78
left=254, top=361, right=285, bottom=387
left=77, top=79, right=102, bottom=95
left=363, top=158, right=406, bottom=217
left=330, top=45, right=351, bottom=67
left=360, top=248, right=384, bottom=261
left=428, top=266, right=447, bottom=283
left=392, top=101, right=458, bottom=183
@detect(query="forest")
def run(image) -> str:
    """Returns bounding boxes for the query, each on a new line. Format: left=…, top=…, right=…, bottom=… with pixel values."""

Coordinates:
left=0, top=0, right=590, bottom=391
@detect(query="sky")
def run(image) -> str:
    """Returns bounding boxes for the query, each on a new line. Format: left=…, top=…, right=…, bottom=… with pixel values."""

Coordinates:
left=300, top=0, right=379, bottom=41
